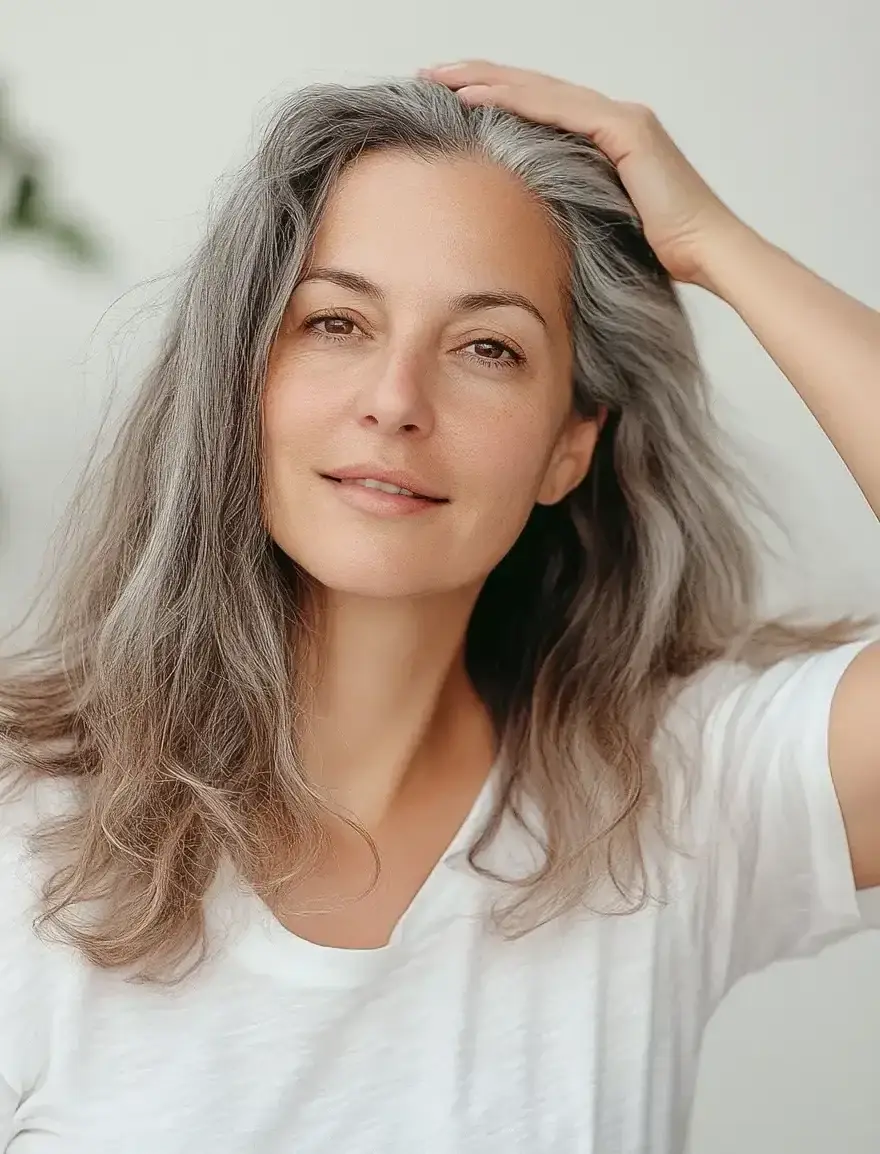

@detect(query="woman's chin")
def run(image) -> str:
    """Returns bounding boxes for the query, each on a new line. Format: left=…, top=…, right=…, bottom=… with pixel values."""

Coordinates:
left=291, top=555, right=459, bottom=602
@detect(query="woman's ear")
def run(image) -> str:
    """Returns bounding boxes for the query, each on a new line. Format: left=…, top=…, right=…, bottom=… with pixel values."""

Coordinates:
left=536, top=406, right=607, bottom=507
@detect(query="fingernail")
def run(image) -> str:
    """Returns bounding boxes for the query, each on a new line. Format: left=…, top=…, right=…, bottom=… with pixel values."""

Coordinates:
left=428, top=62, right=464, bottom=72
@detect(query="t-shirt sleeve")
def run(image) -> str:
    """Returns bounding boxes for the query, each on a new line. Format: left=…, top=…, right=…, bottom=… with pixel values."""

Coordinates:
left=0, top=780, right=65, bottom=1148
left=670, top=638, right=880, bottom=995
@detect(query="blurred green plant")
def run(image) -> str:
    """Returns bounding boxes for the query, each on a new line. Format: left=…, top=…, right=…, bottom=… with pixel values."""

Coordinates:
left=0, top=80, right=105, bottom=266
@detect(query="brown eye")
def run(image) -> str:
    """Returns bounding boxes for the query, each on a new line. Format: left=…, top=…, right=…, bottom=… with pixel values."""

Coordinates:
left=463, top=338, right=525, bottom=368
left=310, top=315, right=357, bottom=337
left=472, top=340, right=508, bottom=360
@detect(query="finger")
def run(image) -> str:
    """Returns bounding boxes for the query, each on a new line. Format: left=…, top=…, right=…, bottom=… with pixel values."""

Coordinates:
left=454, top=82, right=630, bottom=160
left=419, top=59, right=552, bottom=91
left=422, top=63, right=618, bottom=131
left=454, top=84, right=507, bottom=105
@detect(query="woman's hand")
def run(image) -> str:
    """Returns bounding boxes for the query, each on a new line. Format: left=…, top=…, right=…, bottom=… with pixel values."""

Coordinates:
left=418, top=60, right=745, bottom=289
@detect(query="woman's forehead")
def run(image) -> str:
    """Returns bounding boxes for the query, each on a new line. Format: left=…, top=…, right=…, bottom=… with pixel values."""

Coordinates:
left=306, top=149, right=571, bottom=321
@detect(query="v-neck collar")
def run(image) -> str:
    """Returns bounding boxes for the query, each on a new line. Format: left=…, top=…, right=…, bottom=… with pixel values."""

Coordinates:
left=206, top=762, right=501, bottom=987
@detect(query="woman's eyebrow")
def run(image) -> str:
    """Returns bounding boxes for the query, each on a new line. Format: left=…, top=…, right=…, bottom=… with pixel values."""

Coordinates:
left=300, top=266, right=548, bottom=329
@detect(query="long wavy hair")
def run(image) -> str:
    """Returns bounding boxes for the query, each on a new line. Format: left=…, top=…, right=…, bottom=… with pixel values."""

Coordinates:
left=0, top=78, right=861, bottom=980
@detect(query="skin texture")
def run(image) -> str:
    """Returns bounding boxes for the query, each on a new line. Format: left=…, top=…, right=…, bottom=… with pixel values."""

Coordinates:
left=264, top=150, right=597, bottom=603
left=261, top=151, right=601, bottom=944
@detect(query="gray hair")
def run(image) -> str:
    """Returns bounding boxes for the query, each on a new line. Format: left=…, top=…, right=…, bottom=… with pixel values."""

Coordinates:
left=0, top=78, right=859, bottom=980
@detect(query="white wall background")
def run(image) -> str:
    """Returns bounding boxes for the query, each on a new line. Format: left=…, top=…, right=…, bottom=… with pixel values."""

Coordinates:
left=1, top=1, right=878, bottom=1150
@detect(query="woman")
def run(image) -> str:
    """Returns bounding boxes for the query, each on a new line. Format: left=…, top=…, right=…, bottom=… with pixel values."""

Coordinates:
left=1, top=60, right=878, bottom=1153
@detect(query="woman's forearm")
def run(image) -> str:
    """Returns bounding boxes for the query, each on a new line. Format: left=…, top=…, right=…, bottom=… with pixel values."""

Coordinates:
left=697, top=218, right=880, bottom=520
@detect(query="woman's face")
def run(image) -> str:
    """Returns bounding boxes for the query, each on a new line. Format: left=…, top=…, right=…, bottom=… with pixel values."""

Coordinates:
left=263, top=149, right=601, bottom=599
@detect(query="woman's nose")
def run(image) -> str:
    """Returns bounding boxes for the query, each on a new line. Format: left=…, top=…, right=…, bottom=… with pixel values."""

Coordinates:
left=355, top=351, right=436, bottom=437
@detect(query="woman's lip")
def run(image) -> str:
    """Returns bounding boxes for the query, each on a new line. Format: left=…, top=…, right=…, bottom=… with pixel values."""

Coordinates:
left=322, top=475, right=445, bottom=517
left=323, top=475, right=443, bottom=500
left=320, top=466, right=447, bottom=501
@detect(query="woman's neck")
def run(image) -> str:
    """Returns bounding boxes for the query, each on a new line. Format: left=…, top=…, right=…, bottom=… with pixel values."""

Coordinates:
left=301, top=586, right=494, bottom=826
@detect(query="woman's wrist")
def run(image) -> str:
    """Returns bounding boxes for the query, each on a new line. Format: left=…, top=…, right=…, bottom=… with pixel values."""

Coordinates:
left=690, top=211, right=770, bottom=301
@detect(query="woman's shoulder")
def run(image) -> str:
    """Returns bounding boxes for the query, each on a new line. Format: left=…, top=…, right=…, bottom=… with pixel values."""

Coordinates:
left=0, top=774, right=80, bottom=946
left=663, top=636, right=876, bottom=735
left=0, top=775, right=85, bottom=1118
left=655, top=636, right=877, bottom=825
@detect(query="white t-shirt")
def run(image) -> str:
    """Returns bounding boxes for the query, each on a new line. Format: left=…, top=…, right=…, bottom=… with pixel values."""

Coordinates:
left=1, top=641, right=878, bottom=1154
